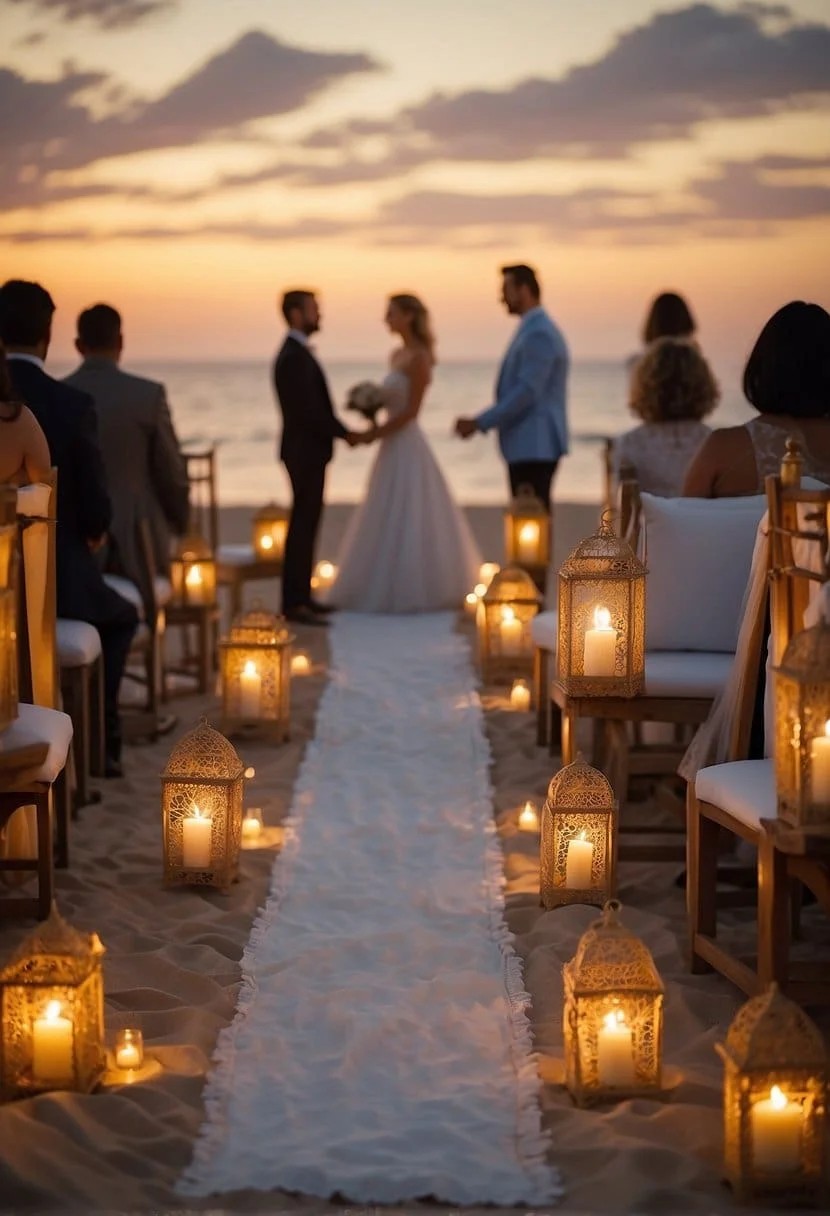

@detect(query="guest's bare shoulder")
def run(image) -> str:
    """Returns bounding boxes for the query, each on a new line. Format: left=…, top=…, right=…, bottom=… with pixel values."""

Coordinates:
left=682, top=424, right=756, bottom=497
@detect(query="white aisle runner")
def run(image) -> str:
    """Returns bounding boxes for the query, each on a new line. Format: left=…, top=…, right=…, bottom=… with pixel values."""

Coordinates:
left=178, top=613, right=560, bottom=1206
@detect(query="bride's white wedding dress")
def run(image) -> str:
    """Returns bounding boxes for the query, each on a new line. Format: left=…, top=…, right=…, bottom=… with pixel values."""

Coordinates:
left=332, top=369, right=481, bottom=612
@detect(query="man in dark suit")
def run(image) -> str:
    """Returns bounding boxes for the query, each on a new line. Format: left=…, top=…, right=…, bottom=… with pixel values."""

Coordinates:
left=273, top=289, right=359, bottom=625
left=0, top=279, right=138, bottom=777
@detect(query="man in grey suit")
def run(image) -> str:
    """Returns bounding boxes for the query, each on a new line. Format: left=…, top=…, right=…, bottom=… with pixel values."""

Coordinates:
left=65, top=304, right=190, bottom=607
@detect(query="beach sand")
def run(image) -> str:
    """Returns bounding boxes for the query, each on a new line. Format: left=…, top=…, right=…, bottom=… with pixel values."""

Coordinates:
left=0, top=501, right=826, bottom=1215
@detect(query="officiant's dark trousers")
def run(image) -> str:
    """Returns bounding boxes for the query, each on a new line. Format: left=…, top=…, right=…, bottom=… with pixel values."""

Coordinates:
left=508, top=460, right=559, bottom=512
left=283, top=461, right=326, bottom=613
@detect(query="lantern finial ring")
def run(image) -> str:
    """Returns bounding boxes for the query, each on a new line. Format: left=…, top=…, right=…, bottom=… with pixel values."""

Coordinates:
left=601, top=898, right=623, bottom=925
left=598, top=508, right=617, bottom=536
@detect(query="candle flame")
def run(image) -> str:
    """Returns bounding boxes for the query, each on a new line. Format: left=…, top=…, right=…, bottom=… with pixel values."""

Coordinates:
left=770, top=1085, right=788, bottom=1109
left=185, top=563, right=203, bottom=586
left=317, top=560, right=335, bottom=580
left=479, top=562, right=500, bottom=583
left=579, top=830, right=587, bottom=841
left=474, top=582, right=487, bottom=597
left=465, top=592, right=478, bottom=607
left=519, top=522, right=538, bottom=542
left=45, top=1000, right=63, bottom=1022
left=190, top=804, right=207, bottom=821
left=593, top=605, right=612, bottom=630
left=259, top=534, right=273, bottom=550
left=243, top=659, right=258, bottom=676
left=244, top=766, right=255, bottom=779
left=603, top=1010, right=626, bottom=1030
left=501, top=606, right=516, bottom=623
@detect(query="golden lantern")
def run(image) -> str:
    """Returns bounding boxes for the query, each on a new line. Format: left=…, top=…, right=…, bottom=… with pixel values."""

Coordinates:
left=160, top=718, right=244, bottom=892
left=0, top=905, right=105, bottom=1098
left=170, top=532, right=217, bottom=608
left=557, top=511, right=646, bottom=698
left=541, top=757, right=617, bottom=910
left=0, top=486, right=18, bottom=734
left=251, top=501, right=288, bottom=563
left=218, top=603, right=292, bottom=741
left=717, top=983, right=827, bottom=1204
left=563, top=900, right=664, bottom=1106
left=505, top=484, right=550, bottom=570
left=773, top=619, right=830, bottom=828
left=477, top=566, right=542, bottom=684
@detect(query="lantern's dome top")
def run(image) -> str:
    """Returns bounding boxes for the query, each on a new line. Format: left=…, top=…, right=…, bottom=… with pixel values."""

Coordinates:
left=778, top=621, right=830, bottom=681
left=482, top=565, right=542, bottom=604
left=0, top=903, right=104, bottom=981
left=508, top=484, right=548, bottom=518
left=560, top=513, right=646, bottom=579
left=546, top=756, right=614, bottom=808
left=254, top=500, right=288, bottom=521
left=230, top=601, right=290, bottom=642
left=568, top=901, right=663, bottom=993
left=173, top=531, right=212, bottom=561
left=723, top=983, right=827, bottom=1070
left=162, top=718, right=244, bottom=779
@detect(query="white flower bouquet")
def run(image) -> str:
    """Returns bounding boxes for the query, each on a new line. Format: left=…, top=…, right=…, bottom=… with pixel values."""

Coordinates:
left=346, top=381, right=386, bottom=422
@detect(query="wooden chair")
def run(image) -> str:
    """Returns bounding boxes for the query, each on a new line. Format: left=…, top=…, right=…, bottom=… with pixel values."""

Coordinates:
left=687, top=446, right=830, bottom=1001
left=57, top=620, right=104, bottom=808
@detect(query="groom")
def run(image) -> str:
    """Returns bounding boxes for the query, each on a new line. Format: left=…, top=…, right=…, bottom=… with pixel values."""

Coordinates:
left=454, top=263, right=569, bottom=510
left=273, top=288, right=358, bottom=626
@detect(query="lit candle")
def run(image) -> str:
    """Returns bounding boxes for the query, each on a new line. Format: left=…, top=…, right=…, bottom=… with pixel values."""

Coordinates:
left=242, top=808, right=263, bottom=839
left=566, top=830, right=594, bottom=888
left=115, top=1028, right=144, bottom=1072
left=510, top=679, right=531, bottom=711
left=479, top=562, right=500, bottom=585
left=182, top=806, right=212, bottom=869
left=315, top=560, right=336, bottom=588
left=184, top=563, right=205, bottom=604
left=518, top=800, right=539, bottom=832
left=258, top=533, right=274, bottom=554
left=517, top=522, right=540, bottom=563
left=751, top=1085, right=803, bottom=1173
left=583, top=606, right=616, bottom=677
left=810, top=720, right=830, bottom=804
left=239, top=659, right=261, bottom=719
left=597, top=1010, right=635, bottom=1087
left=500, top=606, right=522, bottom=656
left=32, top=1000, right=74, bottom=1084
left=291, top=651, right=311, bottom=675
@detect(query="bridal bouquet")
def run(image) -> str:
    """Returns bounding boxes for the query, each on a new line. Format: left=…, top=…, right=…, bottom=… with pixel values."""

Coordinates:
left=346, top=381, right=385, bottom=423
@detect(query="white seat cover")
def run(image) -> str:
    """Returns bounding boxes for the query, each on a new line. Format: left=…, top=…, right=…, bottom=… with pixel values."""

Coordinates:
left=644, top=651, right=732, bottom=698
left=216, top=543, right=256, bottom=566
left=1, top=703, right=74, bottom=784
left=530, top=610, right=557, bottom=651
left=695, top=759, right=775, bottom=830
left=103, top=573, right=145, bottom=620
left=56, top=619, right=102, bottom=667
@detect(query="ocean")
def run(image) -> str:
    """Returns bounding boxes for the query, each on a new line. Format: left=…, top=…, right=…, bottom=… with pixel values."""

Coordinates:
left=51, top=357, right=754, bottom=506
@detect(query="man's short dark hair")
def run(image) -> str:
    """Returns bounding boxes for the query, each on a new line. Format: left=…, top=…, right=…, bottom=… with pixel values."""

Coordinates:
left=0, top=279, right=55, bottom=346
left=281, top=289, right=315, bottom=324
left=77, top=303, right=122, bottom=350
left=501, top=263, right=541, bottom=300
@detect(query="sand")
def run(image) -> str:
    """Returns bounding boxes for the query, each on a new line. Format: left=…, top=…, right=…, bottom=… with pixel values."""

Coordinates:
left=0, top=501, right=827, bottom=1216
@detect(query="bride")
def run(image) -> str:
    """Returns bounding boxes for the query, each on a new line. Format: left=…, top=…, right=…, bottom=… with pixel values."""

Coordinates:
left=332, top=294, right=481, bottom=613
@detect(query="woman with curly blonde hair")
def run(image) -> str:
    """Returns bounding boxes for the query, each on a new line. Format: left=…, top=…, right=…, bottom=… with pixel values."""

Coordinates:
left=614, top=336, right=719, bottom=496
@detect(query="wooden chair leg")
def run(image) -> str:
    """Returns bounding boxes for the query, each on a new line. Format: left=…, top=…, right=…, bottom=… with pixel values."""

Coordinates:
left=687, top=792, right=719, bottom=973
left=603, top=719, right=630, bottom=809
left=534, top=647, right=549, bottom=747
left=559, top=705, right=576, bottom=764
left=198, top=613, right=211, bottom=695
left=758, top=830, right=790, bottom=989
left=36, top=791, right=54, bottom=919
left=89, top=654, right=105, bottom=777
left=53, top=769, right=70, bottom=869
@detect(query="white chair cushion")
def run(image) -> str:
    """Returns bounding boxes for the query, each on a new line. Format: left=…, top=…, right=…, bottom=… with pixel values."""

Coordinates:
left=644, top=651, right=733, bottom=698
left=216, top=543, right=256, bottom=566
left=1, top=703, right=73, bottom=785
left=641, top=493, right=767, bottom=652
left=15, top=484, right=51, bottom=517
left=153, top=576, right=173, bottom=607
left=56, top=619, right=102, bottom=667
left=695, top=759, right=774, bottom=831
left=103, top=573, right=145, bottom=620
left=531, top=609, right=557, bottom=652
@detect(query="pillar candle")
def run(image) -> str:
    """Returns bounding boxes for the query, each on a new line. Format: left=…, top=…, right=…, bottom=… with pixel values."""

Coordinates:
left=751, top=1086, right=803, bottom=1173
left=566, top=831, right=594, bottom=887
left=239, top=659, right=262, bottom=719
left=597, top=1010, right=635, bottom=1086
left=182, top=806, right=212, bottom=869
left=32, top=1001, right=74, bottom=1084
left=242, top=809, right=263, bottom=839
left=184, top=563, right=205, bottom=604
left=810, top=720, right=830, bottom=804
left=500, top=607, right=522, bottom=656
left=583, top=606, right=616, bottom=677
left=291, top=652, right=311, bottom=675
left=517, top=522, right=539, bottom=563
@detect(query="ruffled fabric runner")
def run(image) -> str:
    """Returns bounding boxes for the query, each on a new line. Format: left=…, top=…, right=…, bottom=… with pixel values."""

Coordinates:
left=178, top=613, right=560, bottom=1206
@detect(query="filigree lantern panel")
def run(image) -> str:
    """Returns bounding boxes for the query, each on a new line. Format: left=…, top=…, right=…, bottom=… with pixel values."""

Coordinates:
left=219, top=604, right=292, bottom=741
left=0, top=587, right=17, bottom=735
left=563, top=900, right=664, bottom=1106
left=161, top=718, right=244, bottom=892
left=505, top=485, right=550, bottom=570
left=717, top=983, right=827, bottom=1203
left=170, top=532, right=217, bottom=608
left=541, top=757, right=617, bottom=910
left=557, top=514, right=646, bottom=698
left=0, top=906, right=105, bottom=1098
left=773, top=621, right=830, bottom=828
left=252, top=502, right=288, bottom=563
left=479, top=566, right=542, bottom=684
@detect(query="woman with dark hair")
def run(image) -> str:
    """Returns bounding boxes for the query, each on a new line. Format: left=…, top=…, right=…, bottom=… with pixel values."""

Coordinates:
left=683, top=301, right=830, bottom=497
left=642, top=291, right=696, bottom=344
left=0, top=341, right=50, bottom=484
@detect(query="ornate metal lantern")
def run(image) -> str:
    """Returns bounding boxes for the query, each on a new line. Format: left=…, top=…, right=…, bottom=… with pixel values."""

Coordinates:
left=541, top=757, right=617, bottom=910
left=563, top=900, right=664, bottom=1106
left=557, top=512, right=646, bottom=697
left=717, top=983, right=827, bottom=1204
left=773, top=619, right=830, bottom=828
left=219, top=604, right=292, bottom=741
left=251, top=501, right=288, bottom=563
left=170, top=532, right=217, bottom=608
left=505, top=484, right=550, bottom=570
left=160, top=718, right=244, bottom=892
left=477, top=566, right=542, bottom=684
left=0, top=905, right=105, bottom=1097
left=0, top=486, right=18, bottom=734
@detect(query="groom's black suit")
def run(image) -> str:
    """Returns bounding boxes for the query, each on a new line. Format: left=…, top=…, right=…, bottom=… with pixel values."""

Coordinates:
left=273, top=335, right=348, bottom=614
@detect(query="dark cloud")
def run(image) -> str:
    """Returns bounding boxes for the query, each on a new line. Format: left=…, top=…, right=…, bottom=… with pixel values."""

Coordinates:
left=691, top=158, right=830, bottom=220
left=7, top=0, right=177, bottom=29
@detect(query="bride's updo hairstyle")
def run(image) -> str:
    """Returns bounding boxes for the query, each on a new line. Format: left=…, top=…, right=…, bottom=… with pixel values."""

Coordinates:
left=390, top=293, right=436, bottom=363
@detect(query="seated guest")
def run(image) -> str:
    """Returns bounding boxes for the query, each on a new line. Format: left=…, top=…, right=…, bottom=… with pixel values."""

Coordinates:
left=65, top=303, right=190, bottom=604
left=0, top=279, right=137, bottom=777
left=0, top=341, right=51, bottom=484
left=614, top=336, right=719, bottom=496
left=641, top=291, right=697, bottom=345
left=684, top=301, right=830, bottom=497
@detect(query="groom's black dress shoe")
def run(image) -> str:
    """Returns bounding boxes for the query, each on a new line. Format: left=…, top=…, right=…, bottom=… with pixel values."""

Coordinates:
left=309, top=600, right=337, bottom=615
left=284, top=606, right=330, bottom=627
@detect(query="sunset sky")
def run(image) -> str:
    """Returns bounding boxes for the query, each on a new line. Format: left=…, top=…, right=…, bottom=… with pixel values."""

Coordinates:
left=2, top=0, right=829, bottom=364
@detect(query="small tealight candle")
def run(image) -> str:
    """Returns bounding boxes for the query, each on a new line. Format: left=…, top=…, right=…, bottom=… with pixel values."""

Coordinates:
left=184, top=563, right=205, bottom=604
left=751, top=1085, right=803, bottom=1173
left=182, top=805, right=212, bottom=869
left=565, top=830, right=594, bottom=888
left=810, top=719, right=830, bottom=804
left=242, top=807, right=264, bottom=839
left=499, top=606, right=523, bottom=656
left=517, top=521, right=540, bottom=563
left=518, top=800, right=539, bottom=832
left=32, top=1000, right=74, bottom=1084
left=597, top=1009, right=635, bottom=1087
left=239, top=659, right=261, bottom=719
left=479, top=562, right=500, bottom=585
left=510, top=679, right=531, bottom=711
left=291, top=651, right=311, bottom=676
left=114, top=1027, right=144, bottom=1072
left=583, top=605, right=616, bottom=678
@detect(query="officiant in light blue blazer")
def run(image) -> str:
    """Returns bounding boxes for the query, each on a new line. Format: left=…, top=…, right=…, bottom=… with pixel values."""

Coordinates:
left=455, top=263, right=569, bottom=510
